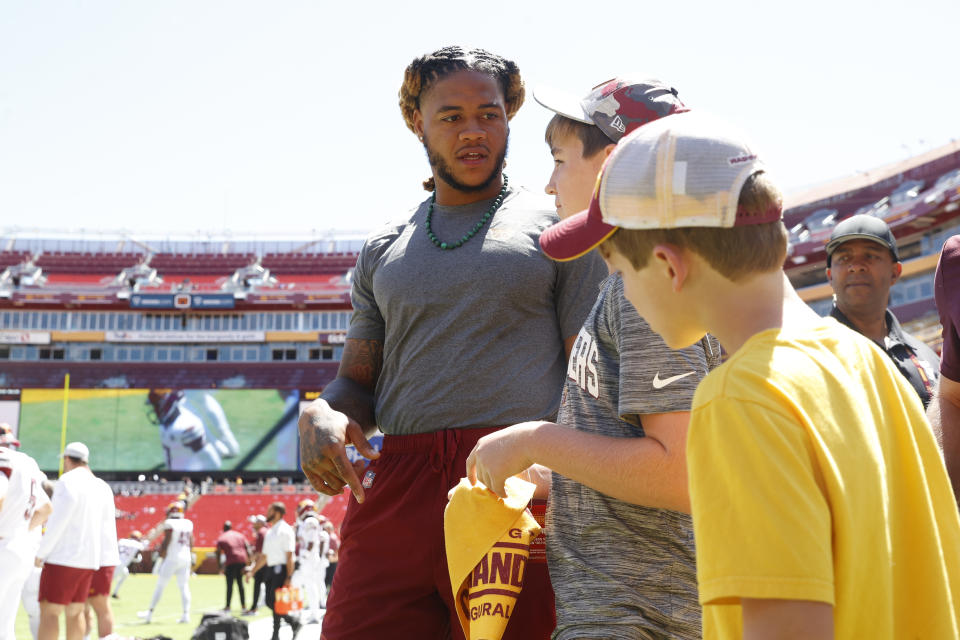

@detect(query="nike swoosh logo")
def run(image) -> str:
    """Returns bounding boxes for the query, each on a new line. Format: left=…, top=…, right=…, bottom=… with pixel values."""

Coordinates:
left=652, top=371, right=696, bottom=389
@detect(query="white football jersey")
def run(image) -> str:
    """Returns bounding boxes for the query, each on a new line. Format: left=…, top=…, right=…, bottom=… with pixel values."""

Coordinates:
left=160, top=406, right=222, bottom=471
left=0, top=447, right=49, bottom=540
left=297, top=515, right=322, bottom=561
left=118, top=537, right=145, bottom=566
left=163, top=517, right=194, bottom=558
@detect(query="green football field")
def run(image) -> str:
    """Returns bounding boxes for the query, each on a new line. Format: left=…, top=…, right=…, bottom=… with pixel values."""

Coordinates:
left=17, top=389, right=295, bottom=472
left=14, top=573, right=276, bottom=640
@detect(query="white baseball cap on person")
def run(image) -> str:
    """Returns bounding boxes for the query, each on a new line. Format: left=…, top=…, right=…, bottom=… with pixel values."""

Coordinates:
left=60, top=441, right=90, bottom=463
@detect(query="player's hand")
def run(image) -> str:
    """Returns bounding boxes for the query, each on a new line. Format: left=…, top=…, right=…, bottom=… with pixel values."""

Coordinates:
left=299, top=399, right=379, bottom=503
left=34, top=557, right=43, bottom=568
left=466, top=423, right=537, bottom=499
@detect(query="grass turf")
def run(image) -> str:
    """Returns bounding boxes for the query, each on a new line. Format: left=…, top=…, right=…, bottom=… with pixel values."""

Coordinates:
left=15, top=572, right=272, bottom=640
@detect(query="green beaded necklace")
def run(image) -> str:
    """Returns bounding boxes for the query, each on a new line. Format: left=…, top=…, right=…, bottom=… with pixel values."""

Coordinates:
left=425, top=176, right=508, bottom=250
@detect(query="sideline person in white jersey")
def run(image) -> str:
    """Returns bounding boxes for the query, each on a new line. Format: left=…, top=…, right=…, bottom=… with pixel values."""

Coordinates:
left=36, top=442, right=112, bottom=640
left=0, top=430, right=52, bottom=640
left=20, top=480, right=55, bottom=640
left=182, top=390, right=240, bottom=459
left=138, top=502, right=193, bottom=624
left=110, top=531, right=145, bottom=599
left=83, top=477, right=119, bottom=640
left=147, top=390, right=222, bottom=471
left=291, top=500, right=329, bottom=622
left=245, top=502, right=300, bottom=640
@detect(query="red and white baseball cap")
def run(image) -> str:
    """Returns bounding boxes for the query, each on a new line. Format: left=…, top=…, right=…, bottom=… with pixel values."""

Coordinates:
left=535, top=76, right=689, bottom=261
left=0, top=423, right=19, bottom=448
left=533, top=75, right=688, bottom=144
left=540, top=111, right=781, bottom=261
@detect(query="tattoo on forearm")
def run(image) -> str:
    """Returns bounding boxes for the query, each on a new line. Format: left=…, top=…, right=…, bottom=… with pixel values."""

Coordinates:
left=339, top=339, right=383, bottom=389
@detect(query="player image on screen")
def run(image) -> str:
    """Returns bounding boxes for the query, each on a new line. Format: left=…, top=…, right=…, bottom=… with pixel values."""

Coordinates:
left=17, top=388, right=306, bottom=472
left=182, top=390, right=241, bottom=459
left=147, top=389, right=222, bottom=471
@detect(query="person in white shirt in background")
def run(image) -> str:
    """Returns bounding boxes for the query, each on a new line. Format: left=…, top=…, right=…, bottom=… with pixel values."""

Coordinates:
left=20, top=479, right=55, bottom=640
left=245, top=502, right=300, bottom=640
left=82, top=478, right=119, bottom=640
left=182, top=390, right=241, bottom=459
left=0, top=426, right=52, bottom=640
left=35, top=442, right=112, bottom=640
left=138, top=501, right=193, bottom=624
left=110, top=531, right=145, bottom=599
left=291, top=499, right=329, bottom=623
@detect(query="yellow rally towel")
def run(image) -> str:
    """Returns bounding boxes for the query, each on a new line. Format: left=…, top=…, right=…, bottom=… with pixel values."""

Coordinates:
left=444, top=476, right=541, bottom=640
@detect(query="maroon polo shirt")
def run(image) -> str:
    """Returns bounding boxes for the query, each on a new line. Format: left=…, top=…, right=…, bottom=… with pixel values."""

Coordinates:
left=936, top=235, right=960, bottom=381
left=215, top=529, right=249, bottom=565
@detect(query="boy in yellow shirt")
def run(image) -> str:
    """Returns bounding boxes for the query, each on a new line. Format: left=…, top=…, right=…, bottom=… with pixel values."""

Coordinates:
left=537, top=111, right=960, bottom=638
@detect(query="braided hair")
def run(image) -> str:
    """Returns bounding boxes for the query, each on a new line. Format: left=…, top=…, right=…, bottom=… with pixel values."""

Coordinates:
left=399, top=46, right=525, bottom=191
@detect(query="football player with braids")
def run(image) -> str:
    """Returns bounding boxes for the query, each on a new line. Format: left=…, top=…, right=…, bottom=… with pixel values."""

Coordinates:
left=297, top=46, right=605, bottom=639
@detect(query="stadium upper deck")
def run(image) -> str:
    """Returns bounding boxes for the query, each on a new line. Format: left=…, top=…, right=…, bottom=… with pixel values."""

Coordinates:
left=0, top=232, right=362, bottom=388
left=782, top=140, right=960, bottom=350
left=2, top=139, right=959, bottom=389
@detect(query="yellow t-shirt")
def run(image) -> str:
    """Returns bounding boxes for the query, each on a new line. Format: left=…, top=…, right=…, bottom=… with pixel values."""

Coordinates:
left=688, top=319, right=960, bottom=639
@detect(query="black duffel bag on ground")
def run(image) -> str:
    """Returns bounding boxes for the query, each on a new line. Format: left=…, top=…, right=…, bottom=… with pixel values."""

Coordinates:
left=191, top=612, right=250, bottom=640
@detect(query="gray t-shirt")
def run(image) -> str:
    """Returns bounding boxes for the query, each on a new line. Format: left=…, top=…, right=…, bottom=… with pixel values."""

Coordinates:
left=549, top=274, right=722, bottom=640
left=348, top=185, right=606, bottom=435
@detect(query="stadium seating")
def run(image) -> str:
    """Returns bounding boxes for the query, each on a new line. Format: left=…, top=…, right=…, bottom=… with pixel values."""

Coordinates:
left=261, top=252, right=359, bottom=275
left=0, top=250, right=32, bottom=269
left=0, top=360, right=340, bottom=389
left=115, top=493, right=178, bottom=540
left=35, top=251, right=144, bottom=274
left=187, top=492, right=349, bottom=546
left=784, top=148, right=960, bottom=230
left=149, top=253, right=256, bottom=276
left=3, top=247, right=358, bottom=299
left=113, top=491, right=349, bottom=547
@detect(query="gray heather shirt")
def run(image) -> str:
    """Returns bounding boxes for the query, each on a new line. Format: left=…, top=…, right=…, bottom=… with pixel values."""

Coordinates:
left=347, top=186, right=606, bottom=435
left=549, top=274, right=721, bottom=640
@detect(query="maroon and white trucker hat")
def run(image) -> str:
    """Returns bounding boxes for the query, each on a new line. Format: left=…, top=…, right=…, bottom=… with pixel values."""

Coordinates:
left=540, top=111, right=781, bottom=261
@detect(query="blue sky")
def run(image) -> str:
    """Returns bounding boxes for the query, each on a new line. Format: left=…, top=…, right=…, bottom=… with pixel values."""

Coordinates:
left=1, top=0, right=957, bottom=236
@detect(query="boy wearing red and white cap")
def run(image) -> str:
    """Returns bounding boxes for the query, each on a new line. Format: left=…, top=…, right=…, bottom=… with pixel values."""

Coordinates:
left=533, top=111, right=960, bottom=638
left=467, top=77, right=719, bottom=639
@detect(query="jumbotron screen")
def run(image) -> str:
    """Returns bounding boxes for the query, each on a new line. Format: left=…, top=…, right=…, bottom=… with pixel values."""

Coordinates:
left=14, top=388, right=308, bottom=472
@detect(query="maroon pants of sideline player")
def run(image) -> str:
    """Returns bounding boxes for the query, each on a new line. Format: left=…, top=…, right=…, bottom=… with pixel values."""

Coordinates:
left=320, top=427, right=555, bottom=640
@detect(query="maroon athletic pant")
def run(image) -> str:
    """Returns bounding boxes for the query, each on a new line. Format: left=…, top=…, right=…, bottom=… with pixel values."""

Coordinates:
left=320, top=427, right=555, bottom=640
